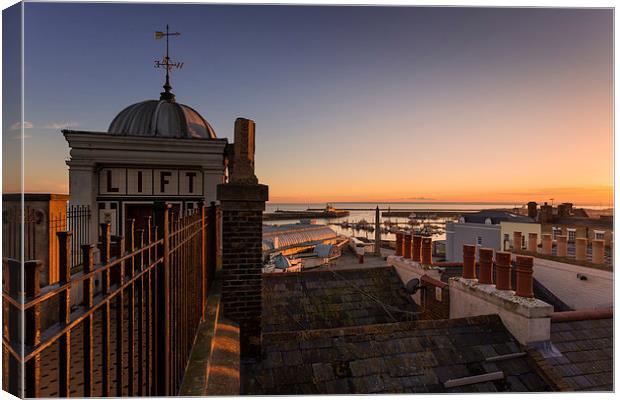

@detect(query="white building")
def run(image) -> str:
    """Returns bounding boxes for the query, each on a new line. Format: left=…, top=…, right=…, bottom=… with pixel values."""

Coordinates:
left=446, top=210, right=540, bottom=262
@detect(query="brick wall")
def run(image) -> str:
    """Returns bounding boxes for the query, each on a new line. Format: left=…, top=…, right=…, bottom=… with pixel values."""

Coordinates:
left=217, top=182, right=268, bottom=357
left=221, top=211, right=262, bottom=319
left=420, top=275, right=450, bottom=320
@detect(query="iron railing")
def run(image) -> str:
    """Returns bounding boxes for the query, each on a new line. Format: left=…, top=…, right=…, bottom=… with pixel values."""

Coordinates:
left=3, top=205, right=91, bottom=284
left=2, top=202, right=218, bottom=397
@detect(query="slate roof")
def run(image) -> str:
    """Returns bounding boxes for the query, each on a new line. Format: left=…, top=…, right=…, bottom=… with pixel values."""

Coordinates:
left=463, top=210, right=536, bottom=224
left=547, top=318, right=614, bottom=391
left=262, top=266, right=419, bottom=333
left=243, top=315, right=551, bottom=394
left=552, top=217, right=613, bottom=230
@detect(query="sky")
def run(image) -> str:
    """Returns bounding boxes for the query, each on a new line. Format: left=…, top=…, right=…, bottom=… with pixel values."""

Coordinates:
left=2, top=2, right=614, bottom=205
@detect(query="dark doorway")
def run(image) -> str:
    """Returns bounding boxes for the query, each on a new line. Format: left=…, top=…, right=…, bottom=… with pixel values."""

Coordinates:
left=125, top=204, right=154, bottom=239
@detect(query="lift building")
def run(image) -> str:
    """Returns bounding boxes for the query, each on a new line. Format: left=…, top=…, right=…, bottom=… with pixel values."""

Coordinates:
left=64, top=59, right=226, bottom=239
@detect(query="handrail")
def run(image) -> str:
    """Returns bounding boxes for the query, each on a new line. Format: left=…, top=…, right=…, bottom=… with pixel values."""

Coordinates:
left=4, top=256, right=163, bottom=363
left=2, top=239, right=163, bottom=310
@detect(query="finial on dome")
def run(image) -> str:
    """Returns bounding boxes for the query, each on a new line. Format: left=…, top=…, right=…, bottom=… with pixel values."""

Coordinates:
left=154, top=24, right=183, bottom=102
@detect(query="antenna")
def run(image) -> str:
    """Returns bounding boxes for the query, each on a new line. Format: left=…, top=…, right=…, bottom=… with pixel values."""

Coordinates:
left=154, top=24, right=183, bottom=101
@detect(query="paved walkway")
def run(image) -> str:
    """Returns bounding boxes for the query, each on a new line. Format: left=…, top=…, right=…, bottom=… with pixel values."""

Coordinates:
left=38, top=298, right=148, bottom=397
left=532, top=257, right=613, bottom=310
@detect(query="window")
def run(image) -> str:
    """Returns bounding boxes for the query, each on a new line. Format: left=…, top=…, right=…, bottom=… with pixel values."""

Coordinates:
left=477, top=236, right=483, bottom=245
left=594, top=230, right=605, bottom=240
left=552, top=227, right=562, bottom=239
left=567, top=229, right=576, bottom=242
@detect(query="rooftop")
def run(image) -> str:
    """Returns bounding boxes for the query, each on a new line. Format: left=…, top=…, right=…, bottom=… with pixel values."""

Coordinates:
left=547, top=316, right=614, bottom=391
left=463, top=210, right=536, bottom=224
left=262, top=266, right=418, bottom=333
left=243, top=314, right=551, bottom=394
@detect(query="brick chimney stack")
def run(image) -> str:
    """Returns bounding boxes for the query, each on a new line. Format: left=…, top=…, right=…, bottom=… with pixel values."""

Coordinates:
left=527, top=201, right=538, bottom=219
left=449, top=250, right=553, bottom=345
left=217, top=118, right=268, bottom=357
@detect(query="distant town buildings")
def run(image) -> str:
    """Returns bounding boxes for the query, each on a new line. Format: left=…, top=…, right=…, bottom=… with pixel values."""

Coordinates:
left=445, top=210, right=540, bottom=262
left=527, top=201, right=613, bottom=247
left=446, top=202, right=613, bottom=266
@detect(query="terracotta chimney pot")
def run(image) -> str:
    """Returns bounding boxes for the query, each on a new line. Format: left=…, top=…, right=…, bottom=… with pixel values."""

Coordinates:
left=495, top=251, right=512, bottom=291
left=395, top=231, right=404, bottom=257
left=421, top=237, right=433, bottom=265
left=403, top=233, right=412, bottom=259
left=515, top=255, right=534, bottom=298
left=478, top=248, right=494, bottom=284
left=575, top=237, right=587, bottom=261
left=541, top=233, right=552, bottom=255
left=556, top=235, right=568, bottom=257
left=513, top=231, right=523, bottom=251
left=411, top=235, right=422, bottom=262
left=462, top=244, right=477, bottom=279
left=591, top=239, right=605, bottom=264
left=527, top=233, right=538, bottom=253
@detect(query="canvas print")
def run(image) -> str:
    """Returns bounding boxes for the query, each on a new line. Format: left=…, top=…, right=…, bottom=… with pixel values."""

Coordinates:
left=1, top=1, right=614, bottom=397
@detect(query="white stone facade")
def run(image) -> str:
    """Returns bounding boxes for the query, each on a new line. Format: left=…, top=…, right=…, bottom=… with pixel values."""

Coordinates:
left=64, top=131, right=227, bottom=238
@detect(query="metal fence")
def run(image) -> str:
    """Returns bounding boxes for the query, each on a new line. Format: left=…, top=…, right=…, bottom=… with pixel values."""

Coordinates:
left=51, top=205, right=92, bottom=271
left=2, top=202, right=218, bottom=397
left=3, top=205, right=91, bottom=283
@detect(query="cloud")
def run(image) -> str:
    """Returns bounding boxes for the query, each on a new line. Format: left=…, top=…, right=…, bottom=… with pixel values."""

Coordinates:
left=11, top=133, right=32, bottom=140
left=44, top=121, right=79, bottom=129
left=10, top=121, right=33, bottom=130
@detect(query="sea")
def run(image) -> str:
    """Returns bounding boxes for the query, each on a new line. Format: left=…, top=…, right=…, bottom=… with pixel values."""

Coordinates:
left=264, top=202, right=612, bottom=242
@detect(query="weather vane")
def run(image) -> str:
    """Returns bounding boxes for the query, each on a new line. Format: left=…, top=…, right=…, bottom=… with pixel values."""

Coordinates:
left=154, top=24, right=184, bottom=101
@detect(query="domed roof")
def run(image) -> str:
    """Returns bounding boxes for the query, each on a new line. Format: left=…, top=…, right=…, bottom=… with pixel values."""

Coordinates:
left=108, top=99, right=217, bottom=139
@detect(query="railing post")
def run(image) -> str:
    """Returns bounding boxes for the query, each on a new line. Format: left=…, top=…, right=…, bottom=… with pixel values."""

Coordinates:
left=200, top=203, right=207, bottom=319
left=207, top=202, right=217, bottom=290
left=127, top=219, right=136, bottom=396
left=154, top=202, right=171, bottom=395
left=99, top=223, right=111, bottom=263
left=136, top=228, right=145, bottom=396
left=99, top=223, right=111, bottom=396
left=24, top=260, right=42, bottom=398
left=6, top=259, right=21, bottom=397
left=116, top=235, right=125, bottom=397
left=56, top=231, right=72, bottom=397
left=81, top=244, right=95, bottom=397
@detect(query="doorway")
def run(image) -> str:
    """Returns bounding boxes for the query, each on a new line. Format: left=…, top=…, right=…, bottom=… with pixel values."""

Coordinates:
left=125, top=203, right=154, bottom=239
